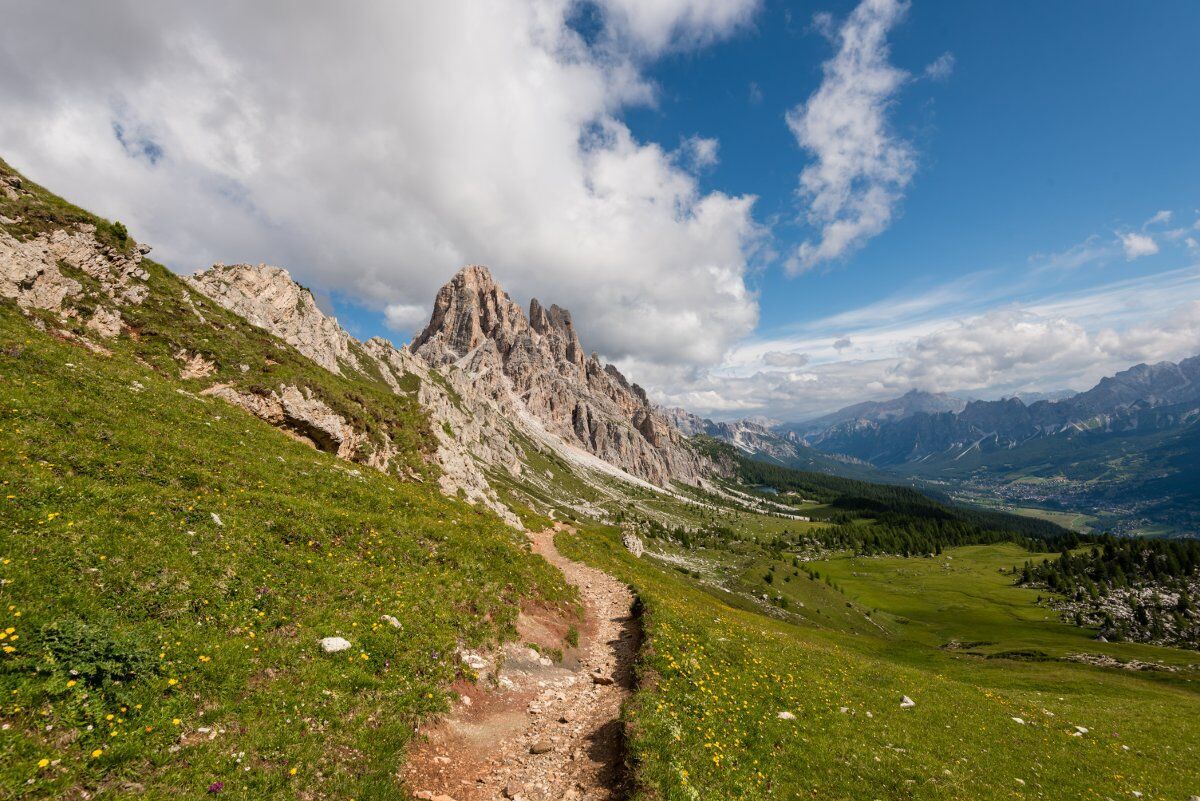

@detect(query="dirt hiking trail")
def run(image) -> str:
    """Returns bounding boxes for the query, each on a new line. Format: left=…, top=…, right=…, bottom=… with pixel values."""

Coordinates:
left=403, top=526, right=639, bottom=801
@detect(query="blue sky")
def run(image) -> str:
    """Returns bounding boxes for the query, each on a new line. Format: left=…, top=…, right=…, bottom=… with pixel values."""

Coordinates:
left=630, top=0, right=1200, bottom=338
left=3, top=1, right=1198, bottom=420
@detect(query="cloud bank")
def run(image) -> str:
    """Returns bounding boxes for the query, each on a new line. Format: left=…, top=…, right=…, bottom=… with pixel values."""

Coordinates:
left=0, top=0, right=760, bottom=370
left=650, top=262, right=1200, bottom=421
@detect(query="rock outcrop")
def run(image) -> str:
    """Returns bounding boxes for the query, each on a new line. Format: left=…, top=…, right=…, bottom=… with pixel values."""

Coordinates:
left=188, top=263, right=362, bottom=375
left=621, top=529, right=645, bottom=558
left=361, top=335, right=525, bottom=524
left=200, top=383, right=396, bottom=470
left=0, top=223, right=150, bottom=338
left=186, top=263, right=522, bottom=525
left=412, top=266, right=706, bottom=486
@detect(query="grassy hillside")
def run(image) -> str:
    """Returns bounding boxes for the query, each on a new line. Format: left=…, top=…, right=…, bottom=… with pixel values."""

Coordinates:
left=0, top=301, right=573, bottom=799
left=1, top=157, right=436, bottom=482
left=561, top=527, right=1200, bottom=800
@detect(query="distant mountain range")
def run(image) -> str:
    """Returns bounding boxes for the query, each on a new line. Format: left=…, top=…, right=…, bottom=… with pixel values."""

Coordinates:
left=781, top=389, right=967, bottom=437
left=805, top=356, right=1200, bottom=466
left=662, top=408, right=885, bottom=482
left=672, top=359, right=1200, bottom=537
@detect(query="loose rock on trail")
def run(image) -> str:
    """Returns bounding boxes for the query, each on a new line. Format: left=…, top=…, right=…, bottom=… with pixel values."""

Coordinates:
left=403, top=526, right=640, bottom=801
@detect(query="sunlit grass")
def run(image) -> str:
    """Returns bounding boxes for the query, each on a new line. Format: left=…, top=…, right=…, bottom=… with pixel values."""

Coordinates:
left=0, top=305, right=573, bottom=799
left=561, top=527, right=1200, bottom=800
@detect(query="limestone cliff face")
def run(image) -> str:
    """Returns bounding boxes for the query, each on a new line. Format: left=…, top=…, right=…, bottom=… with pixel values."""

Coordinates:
left=0, top=170, right=151, bottom=341
left=413, top=266, right=706, bottom=486
left=187, top=263, right=361, bottom=375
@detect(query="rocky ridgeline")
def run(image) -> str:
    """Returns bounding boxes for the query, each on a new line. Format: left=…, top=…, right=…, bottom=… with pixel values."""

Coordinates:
left=189, top=263, right=363, bottom=375
left=413, top=265, right=706, bottom=486
left=186, top=263, right=710, bottom=521
left=188, top=263, right=524, bottom=525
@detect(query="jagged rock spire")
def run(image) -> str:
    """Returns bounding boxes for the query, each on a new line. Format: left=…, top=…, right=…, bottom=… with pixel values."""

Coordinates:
left=412, top=265, right=527, bottom=362
left=411, top=265, right=707, bottom=486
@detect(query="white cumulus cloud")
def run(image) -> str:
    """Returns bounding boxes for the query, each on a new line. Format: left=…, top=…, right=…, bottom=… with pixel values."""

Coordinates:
left=677, top=135, right=720, bottom=170
left=1120, top=232, right=1159, bottom=260
left=762, top=350, right=810, bottom=367
left=0, top=0, right=761, bottom=372
left=383, top=303, right=430, bottom=334
left=786, top=0, right=915, bottom=273
left=594, top=0, right=759, bottom=54
left=923, top=51, right=955, bottom=81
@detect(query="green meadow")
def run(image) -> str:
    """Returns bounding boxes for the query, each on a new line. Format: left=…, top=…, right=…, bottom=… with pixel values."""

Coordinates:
left=808, top=545, right=1199, bottom=667
left=561, top=528, right=1200, bottom=800
left=0, top=305, right=574, bottom=799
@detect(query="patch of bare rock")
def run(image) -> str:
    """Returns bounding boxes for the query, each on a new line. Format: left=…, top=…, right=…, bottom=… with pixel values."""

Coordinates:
left=0, top=222, right=150, bottom=338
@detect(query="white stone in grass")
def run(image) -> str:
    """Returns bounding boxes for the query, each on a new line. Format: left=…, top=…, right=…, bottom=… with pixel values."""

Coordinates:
left=319, top=637, right=352, bottom=653
left=1011, top=717, right=1025, bottom=725
left=777, top=711, right=795, bottom=720
left=1074, top=726, right=1088, bottom=734
left=900, top=696, right=916, bottom=708
left=460, top=651, right=488, bottom=671
left=211, top=512, right=223, bottom=527
left=380, top=614, right=401, bottom=628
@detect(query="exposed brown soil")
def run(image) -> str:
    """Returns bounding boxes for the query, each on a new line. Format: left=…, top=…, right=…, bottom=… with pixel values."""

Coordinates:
left=403, top=526, right=639, bottom=801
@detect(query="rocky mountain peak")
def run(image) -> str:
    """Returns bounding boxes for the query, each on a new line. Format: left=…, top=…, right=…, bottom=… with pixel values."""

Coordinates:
left=411, top=265, right=707, bottom=486
left=412, top=264, right=527, bottom=362
left=529, top=297, right=585, bottom=368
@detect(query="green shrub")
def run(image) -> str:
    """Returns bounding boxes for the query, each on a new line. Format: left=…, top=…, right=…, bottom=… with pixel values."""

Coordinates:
left=33, top=619, right=156, bottom=689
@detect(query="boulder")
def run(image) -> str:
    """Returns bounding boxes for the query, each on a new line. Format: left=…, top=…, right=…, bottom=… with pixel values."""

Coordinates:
left=319, top=637, right=352, bottom=653
left=900, top=696, right=916, bottom=708
left=460, top=651, right=488, bottom=671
